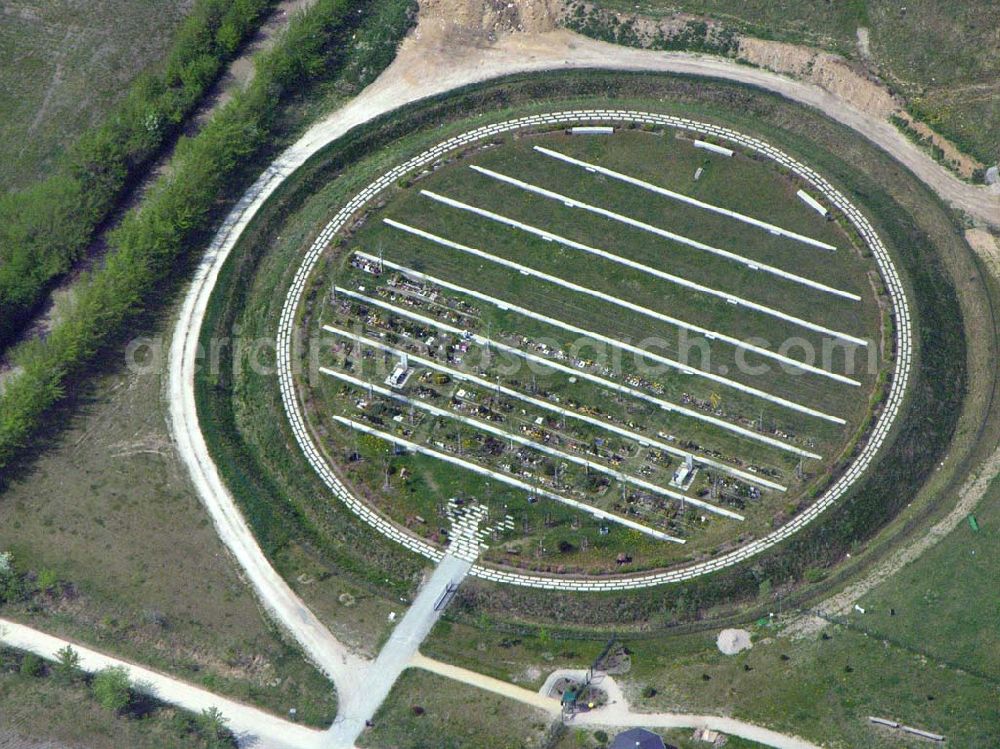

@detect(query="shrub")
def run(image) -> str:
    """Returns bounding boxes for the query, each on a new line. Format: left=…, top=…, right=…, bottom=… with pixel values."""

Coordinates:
left=19, top=653, right=43, bottom=677
left=52, top=646, right=82, bottom=684
left=0, top=0, right=411, bottom=469
left=92, top=666, right=132, bottom=712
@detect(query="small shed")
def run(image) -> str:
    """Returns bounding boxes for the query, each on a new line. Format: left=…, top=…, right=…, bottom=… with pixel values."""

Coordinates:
left=610, top=728, right=669, bottom=749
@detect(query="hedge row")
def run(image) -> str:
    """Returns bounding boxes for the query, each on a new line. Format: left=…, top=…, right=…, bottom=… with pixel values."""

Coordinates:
left=0, top=0, right=386, bottom=469
left=0, top=0, right=276, bottom=350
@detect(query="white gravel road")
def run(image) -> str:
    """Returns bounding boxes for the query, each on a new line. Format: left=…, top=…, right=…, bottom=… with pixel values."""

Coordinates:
left=0, top=617, right=326, bottom=749
left=162, top=17, right=998, bottom=749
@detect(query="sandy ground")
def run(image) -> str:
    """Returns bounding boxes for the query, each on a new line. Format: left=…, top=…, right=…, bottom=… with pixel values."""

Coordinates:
left=717, top=628, right=753, bottom=655
left=355, top=4, right=999, bottom=227
left=965, top=228, right=1000, bottom=278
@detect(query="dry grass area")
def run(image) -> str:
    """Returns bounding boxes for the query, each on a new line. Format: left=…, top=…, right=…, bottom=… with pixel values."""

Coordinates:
left=358, top=668, right=555, bottom=749
left=0, top=320, right=338, bottom=724
left=0, top=0, right=193, bottom=190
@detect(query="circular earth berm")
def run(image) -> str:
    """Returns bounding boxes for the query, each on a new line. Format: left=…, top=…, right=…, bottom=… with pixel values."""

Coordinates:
left=279, top=110, right=911, bottom=591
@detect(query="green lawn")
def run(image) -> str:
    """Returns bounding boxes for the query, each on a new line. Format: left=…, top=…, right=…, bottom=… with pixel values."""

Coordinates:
left=857, top=473, right=1000, bottom=681
left=424, top=614, right=1000, bottom=748
left=0, top=0, right=191, bottom=190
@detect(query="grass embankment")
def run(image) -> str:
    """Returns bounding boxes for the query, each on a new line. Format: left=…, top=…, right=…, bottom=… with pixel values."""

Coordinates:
left=199, top=70, right=987, bottom=628
left=0, top=0, right=277, bottom=351
left=193, top=67, right=995, bottom=749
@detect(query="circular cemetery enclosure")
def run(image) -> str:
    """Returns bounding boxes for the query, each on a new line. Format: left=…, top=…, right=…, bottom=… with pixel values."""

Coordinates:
left=278, top=109, right=912, bottom=590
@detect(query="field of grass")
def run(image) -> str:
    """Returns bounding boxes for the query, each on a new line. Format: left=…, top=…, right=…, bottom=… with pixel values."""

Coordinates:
left=423, top=612, right=1000, bottom=748
left=0, top=0, right=191, bottom=191
left=566, top=0, right=1000, bottom=167
left=358, top=668, right=555, bottom=749
left=0, top=329, right=339, bottom=725
left=303, top=123, right=889, bottom=572
left=856, top=472, right=1000, bottom=682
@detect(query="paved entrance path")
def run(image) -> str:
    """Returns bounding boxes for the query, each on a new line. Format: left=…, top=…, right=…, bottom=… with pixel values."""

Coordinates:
left=326, top=554, right=472, bottom=747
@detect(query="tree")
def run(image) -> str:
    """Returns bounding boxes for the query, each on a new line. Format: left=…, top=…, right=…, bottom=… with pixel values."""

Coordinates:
left=92, top=666, right=131, bottom=712
left=53, top=645, right=82, bottom=683
left=197, top=706, right=235, bottom=748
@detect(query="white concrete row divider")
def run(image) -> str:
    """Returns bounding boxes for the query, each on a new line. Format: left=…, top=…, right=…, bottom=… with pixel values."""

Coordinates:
left=334, top=285, right=822, bottom=459
left=359, top=248, right=854, bottom=413
left=321, top=324, right=786, bottom=491
left=274, top=111, right=911, bottom=591
left=418, top=190, right=865, bottom=345
left=378, top=226, right=862, bottom=386
left=320, top=365, right=743, bottom=521
left=533, top=145, right=837, bottom=252
left=469, top=164, right=859, bottom=301
left=330, top=415, right=686, bottom=542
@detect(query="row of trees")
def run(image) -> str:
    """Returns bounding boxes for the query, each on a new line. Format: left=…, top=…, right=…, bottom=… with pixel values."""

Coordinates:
left=0, top=0, right=374, bottom=469
left=0, top=0, right=275, bottom=350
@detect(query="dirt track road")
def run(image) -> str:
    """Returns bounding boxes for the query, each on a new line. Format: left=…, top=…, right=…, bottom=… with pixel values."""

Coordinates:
left=315, top=27, right=998, bottom=228
left=412, top=659, right=823, bottom=749
left=165, top=13, right=998, bottom=749
left=0, top=617, right=327, bottom=749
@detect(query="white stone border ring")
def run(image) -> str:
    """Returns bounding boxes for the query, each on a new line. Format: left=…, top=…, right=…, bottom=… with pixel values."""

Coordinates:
left=276, top=111, right=912, bottom=591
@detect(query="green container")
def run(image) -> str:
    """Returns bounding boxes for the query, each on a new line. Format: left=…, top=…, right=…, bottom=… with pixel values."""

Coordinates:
left=968, top=514, right=980, bottom=532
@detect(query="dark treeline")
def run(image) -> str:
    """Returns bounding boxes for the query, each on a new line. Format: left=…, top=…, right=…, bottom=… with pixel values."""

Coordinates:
left=0, top=0, right=276, bottom=350
left=0, top=0, right=409, bottom=467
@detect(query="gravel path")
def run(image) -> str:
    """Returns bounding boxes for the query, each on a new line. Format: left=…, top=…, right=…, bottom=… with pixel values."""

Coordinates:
left=325, top=554, right=472, bottom=748
left=0, top=618, right=326, bottom=749
left=412, top=661, right=822, bottom=749
left=163, top=9, right=999, bottom=748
